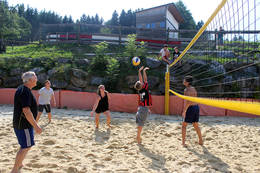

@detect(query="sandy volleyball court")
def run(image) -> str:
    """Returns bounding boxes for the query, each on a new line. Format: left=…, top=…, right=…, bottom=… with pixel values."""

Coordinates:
left=0, top=104, right=260, bottom=173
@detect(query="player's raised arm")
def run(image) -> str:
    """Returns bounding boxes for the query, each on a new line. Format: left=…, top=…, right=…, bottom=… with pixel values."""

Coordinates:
left=143, top=67, right=149, bottom=83
left=138, top=66, right=144, bottom=84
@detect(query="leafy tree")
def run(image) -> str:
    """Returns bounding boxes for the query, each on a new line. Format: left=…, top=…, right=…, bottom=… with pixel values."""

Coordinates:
left=175, top=0, right=196, bottom=38
left=0, top=1, right=31, bottom=40
left=124, top=34, right=147, bottom=58
left=89, top=42, right=109, bottom=76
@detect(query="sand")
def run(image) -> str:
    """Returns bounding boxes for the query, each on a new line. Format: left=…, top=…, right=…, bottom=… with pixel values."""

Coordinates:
left=0, top=104, right=260, bottom=173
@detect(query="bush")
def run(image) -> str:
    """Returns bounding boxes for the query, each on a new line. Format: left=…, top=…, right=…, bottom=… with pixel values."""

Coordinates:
left=124, top=34, right=147, bottom=59
left=106, top=57, right=120, bottom=92
left=88, top=42, right=109, bottom=76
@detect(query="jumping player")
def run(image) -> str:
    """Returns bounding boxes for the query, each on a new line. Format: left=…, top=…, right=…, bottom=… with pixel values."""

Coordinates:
left=182, top=76, right=203, bottom=146
left=36, top=80, right=56, bottom=123
left=91, top=85, right=111, bottom=129
left=134, top=66, right=152, bottom=144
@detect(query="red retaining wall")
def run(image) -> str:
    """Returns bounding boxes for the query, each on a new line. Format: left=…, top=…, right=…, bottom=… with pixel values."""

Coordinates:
left=0, top=88, right=258, bottom=117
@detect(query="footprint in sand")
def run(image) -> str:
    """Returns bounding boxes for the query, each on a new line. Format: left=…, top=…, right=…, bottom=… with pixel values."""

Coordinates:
left=43, top=140, right=55, bottom=145
left=205, top=137, right=214, bottom=141
left=43, top=152, right=51, bottom=156
left=93, top=163, right=105, bottom=168
left=85, top=153, right=97, bottom=158
left=164, top=133, right=172, bottom=137
left=27, top=162, right=44, bottom=168
left=0, top=132, right=6, bottom=137
left=103, top=156, right=112, bottom=161
left=67, top=167, right=78, bottom=173
left=39, top=170, right=54, bottom=173
left=1, top=158, right=10, bottom=162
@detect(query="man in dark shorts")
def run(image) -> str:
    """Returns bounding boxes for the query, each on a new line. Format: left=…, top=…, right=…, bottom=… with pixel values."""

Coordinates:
left=182, top=75, right=203, bottom=147
left=134, top=66, right=152, bottom=144
left=11, top=71, right=42, bottom=173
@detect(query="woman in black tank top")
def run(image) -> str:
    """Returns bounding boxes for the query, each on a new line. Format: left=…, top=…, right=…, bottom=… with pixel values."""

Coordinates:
left=91, top=85, right=111, bottom=129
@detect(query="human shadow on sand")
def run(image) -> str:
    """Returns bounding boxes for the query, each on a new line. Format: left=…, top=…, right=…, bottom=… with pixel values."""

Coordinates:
left=187, top=146, right=230, bottom=172
left=138, top=144, right=170, bottom=173
left=94, top=128, right=111, bottom=144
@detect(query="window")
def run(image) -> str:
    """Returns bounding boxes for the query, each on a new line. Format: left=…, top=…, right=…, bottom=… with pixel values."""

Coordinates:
left=146, top=24, right=151, bottom=29
left=160, top=21, right=165, bottom=28
left=137, top=24, right=142, bottom=28
left=151, top=23, right=155, bottom=29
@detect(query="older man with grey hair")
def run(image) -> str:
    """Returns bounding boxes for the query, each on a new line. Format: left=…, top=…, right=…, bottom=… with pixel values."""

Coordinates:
left=11, top=71, right=42, bottom=173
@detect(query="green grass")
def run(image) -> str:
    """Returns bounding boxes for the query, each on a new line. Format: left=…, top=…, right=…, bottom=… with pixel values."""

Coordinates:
left=0, top=42, right=126, bottom=59
left=0, top=43, right=74, bottom=58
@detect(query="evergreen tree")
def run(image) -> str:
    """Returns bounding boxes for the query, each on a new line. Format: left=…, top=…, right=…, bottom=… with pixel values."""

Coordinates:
left=80, top=14, right=88, bottom=23
left=119, top=9, right=127, bottom=26
left=68, top=15, right=74, bottom=23
left=110, top=10, right=119, bottom=26
left=63, top=15, right=69, bottom=23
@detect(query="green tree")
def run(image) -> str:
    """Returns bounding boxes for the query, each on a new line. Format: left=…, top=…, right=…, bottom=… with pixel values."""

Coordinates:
left=196, top=20, right=204, bottom=30
left=124, top=34, right=147, bottom=58
left=119, top=10, right=127, bottom=26
left=89, top=42, right=109, bottom=76
left=0, top=1, right=31, bottom=40
left=106, top=10, right=119, bottom=34
left=175, top=0, right=196, bottom=38
left=110, top=10, right=119, bottom=26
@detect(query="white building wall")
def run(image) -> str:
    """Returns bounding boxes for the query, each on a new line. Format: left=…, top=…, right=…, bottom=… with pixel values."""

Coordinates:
left=166, top=10, right=179, bottom=39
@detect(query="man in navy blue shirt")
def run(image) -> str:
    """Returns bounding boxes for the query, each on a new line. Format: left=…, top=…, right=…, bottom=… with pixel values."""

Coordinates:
left=11, top=71, right=42, bottom=173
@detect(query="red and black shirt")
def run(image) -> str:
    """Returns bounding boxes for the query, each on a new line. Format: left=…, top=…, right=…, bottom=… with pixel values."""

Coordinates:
left=138, top=82, right=152, bottom=106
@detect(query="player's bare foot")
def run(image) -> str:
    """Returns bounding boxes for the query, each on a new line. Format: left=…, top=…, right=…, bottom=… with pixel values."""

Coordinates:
left=18, top=164, right=24, bottom=170
left=182, top=143, right=187, bottom=147
left=136, top=137, right=142, bottom=144
left=199, top=140, right=203, bottom=145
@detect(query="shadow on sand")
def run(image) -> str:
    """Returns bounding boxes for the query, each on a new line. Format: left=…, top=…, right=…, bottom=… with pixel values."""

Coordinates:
left=94, top=128, right=111, bottom=144
left=138, top=144, right=170, bottom=173
left=187, top=145, right=230, bottom=172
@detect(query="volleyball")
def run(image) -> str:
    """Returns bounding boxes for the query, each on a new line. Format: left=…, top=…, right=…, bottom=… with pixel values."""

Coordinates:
left=132, top=57, right=141, bottom=66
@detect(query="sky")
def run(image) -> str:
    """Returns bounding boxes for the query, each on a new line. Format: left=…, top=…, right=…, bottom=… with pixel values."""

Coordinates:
left=7, top=0, right=222, bottom=23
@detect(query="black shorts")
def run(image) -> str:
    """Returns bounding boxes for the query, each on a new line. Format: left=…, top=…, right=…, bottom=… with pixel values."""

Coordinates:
left=38, top=104, right=51, bottom=113
left=184, top=105, right=199, bottom=123
left=95, top=106, right=109, bottom=114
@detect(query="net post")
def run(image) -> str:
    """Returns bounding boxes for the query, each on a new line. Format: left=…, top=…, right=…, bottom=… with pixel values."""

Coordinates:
left=165, top=65, right=170, bottom=115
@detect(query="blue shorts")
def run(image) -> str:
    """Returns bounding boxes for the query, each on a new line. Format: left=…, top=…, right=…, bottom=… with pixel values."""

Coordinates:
left=184, top=105, right=200, bottom=123
left=14, top=128, right=35, bottom=149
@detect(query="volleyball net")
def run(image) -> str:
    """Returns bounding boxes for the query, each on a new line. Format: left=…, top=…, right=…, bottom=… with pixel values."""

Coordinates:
left=165, top=0, right=260, bottom=116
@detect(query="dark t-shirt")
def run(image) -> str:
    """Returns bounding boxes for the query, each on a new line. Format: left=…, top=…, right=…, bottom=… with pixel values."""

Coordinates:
left=13, top=85, right=38, bottom=129
left=172, top=51, right=181, bottom=61
left=138, top=82, right=152, bottom=107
